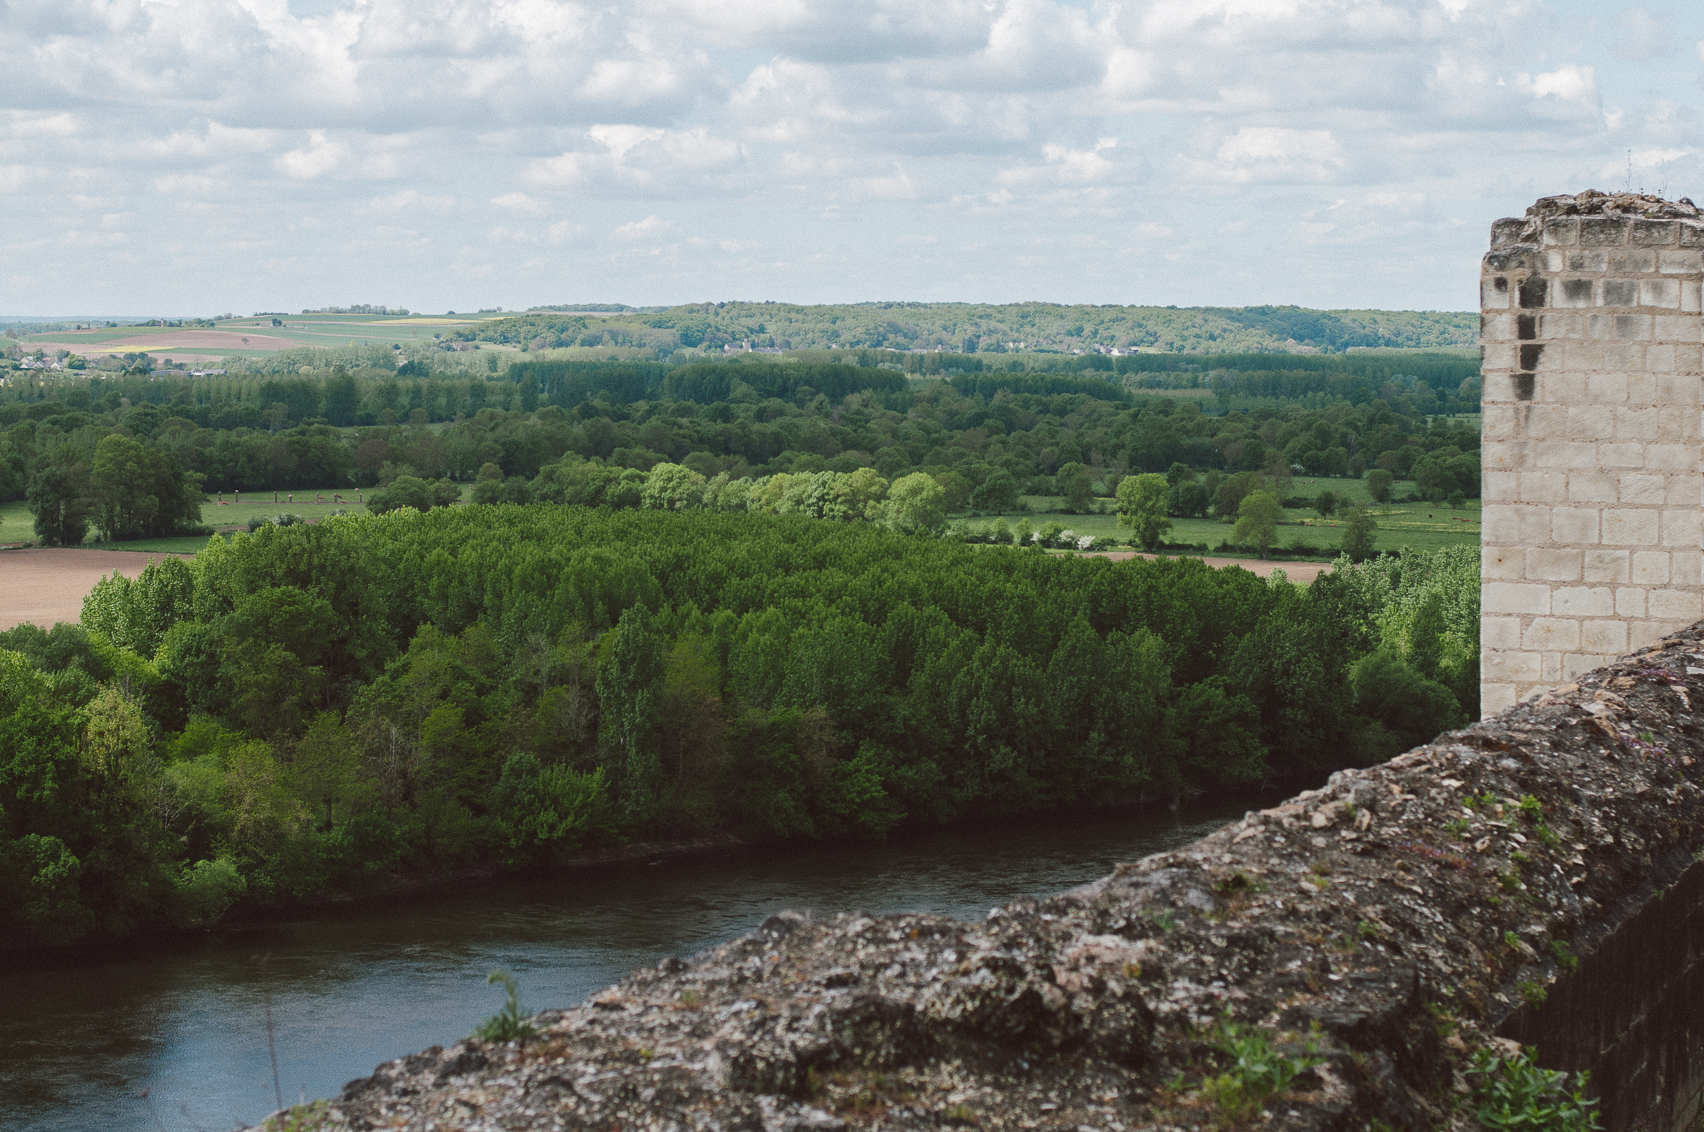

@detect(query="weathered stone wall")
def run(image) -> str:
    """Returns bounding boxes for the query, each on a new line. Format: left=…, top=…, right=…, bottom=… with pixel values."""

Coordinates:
left=249, top=630, right=1704, bottom=1132
left=1480, top=191, right=1704, bottom=715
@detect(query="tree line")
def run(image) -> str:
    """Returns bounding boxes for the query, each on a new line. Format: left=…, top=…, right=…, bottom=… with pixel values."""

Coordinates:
left=0, top=504, right=1478, bottom=949
left=1, top=357, right=1479, bottom=544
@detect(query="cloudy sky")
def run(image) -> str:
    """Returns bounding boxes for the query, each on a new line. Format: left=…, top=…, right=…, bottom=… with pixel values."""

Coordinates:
left=2, top=0, right=1701, bottom=316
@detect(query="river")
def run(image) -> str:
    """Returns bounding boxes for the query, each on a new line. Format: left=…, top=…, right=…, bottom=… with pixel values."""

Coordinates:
left=1, top=797, right=1258, bottom=1132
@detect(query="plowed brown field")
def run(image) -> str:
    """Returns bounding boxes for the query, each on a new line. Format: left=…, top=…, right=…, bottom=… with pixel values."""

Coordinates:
left=0, top=549, right=193, bottom=632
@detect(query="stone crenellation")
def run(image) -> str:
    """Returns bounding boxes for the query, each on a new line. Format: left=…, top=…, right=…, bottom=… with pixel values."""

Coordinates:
left=1480, top=190, right=1704, bottom=715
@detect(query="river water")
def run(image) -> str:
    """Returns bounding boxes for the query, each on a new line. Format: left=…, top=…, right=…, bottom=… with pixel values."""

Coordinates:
left=1, top=798, right=1256, bottom=1132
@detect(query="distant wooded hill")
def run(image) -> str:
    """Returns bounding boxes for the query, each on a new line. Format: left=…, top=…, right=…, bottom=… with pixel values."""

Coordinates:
left=454, top=302, right=1476, bottom=357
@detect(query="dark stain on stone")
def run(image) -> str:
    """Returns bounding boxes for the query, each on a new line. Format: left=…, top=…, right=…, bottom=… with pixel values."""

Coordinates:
left=1562, top=279, right=1594, bottom=305
left=1517, top=315, right=1538, bottom=340
left=1513, top=373, right=1536, bottom=401
left=1520, top=344, right=1544, bottom=372
left=1519, top=277, right=1549, bottom=308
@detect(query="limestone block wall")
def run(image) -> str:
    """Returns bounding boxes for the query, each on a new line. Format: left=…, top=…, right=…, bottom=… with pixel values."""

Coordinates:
left=1480, top=191, right=1704, bottom=715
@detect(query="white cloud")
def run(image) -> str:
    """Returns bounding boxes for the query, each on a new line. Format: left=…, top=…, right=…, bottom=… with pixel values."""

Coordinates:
left=0, top=0, right=1698, bottom=312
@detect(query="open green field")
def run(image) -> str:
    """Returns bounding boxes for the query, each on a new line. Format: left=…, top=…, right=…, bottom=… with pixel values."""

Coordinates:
left=16, top=312, right=513, bottom=362
left=975, top=475, right=1481, bottom=560
left=1, top=487, right=395, bottom=550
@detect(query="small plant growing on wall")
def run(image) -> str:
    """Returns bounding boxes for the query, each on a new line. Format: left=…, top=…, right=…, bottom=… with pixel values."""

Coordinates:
left=1470, top=1047, right=1600, bottom=1132
left=472, top=969, right=539, bottom=1043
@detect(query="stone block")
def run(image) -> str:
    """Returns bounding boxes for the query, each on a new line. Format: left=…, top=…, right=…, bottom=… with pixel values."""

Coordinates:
left=1597, top=442, right=1645, bottom=469
left=1602, top=508, right=1661, bottom=545
left=1535, top=440, right=1598, bottom=468
left=1675, top=550, right=1702, bottom=587
left=1552, top=586, right=1613, bottom=617
left=1631, top=550, right=1671, bottom=585
left=1666, top=475, right=1698, bottom=505
left=1583, top=549, right=1631, bottom=584
left=1562, top=653, right=1611, bottom=679
left=1581, top=218, right=1630, bottom=246
left=1641, top=279, right=1683, bottom=308
left=1680, top=222, right=1704, bottom=248
left=1483, top=471, right=1518, bottom=503
left=1603, top=343, right=1647, bottom=370
left=1479, top=439, right=1522, bottom=473
left=1617, top=587, right=1648, bottom=618
left=1644, top=444, right=1693, bottom=470
left=1618, top=474, right=1664, bottom=504
left=1483, top=649, right=1543, bottom=682
left=1662, top=508, right=1701, bottom=547
left=1632, top=219, right=1678, bottom=246
left=1542, top=312, right=1585, bottom=339
left=1541, top=652, right=1563, bottom=682
left=1564, top=405, right=1614, bottom=439
left=1484, top=582, right=1552, bottom=616
left=1598, top=281, right=1639, bottom=308
left=1565, top=250, right=1609, bottom=272
left=1626, top=372, right=1657, bottom=402
left=1683, top=281, right=1702, bottom=314
left=1567, top=473, right=1619, bottom=503
left=1481, top=312, right=1516, bottom=342
left=1481, top=683, right=1518, bottom=716
left=1550, top=508, right=1600, bottom=545
left=1532, top=373, right=1583, bottom=405
left=1482, top=546, right=1526, bottom=581
left=1647, top=344, right=1678, bottom=373
left=1482, top=342, right=1517, bottom=372
left=1481, top=373, right=1529, bottom=403
left=1649, top=589, right=1703, bottom=620
left=1482, top=404, right=1519, bottom=439
left=1554, top=278, right=1594, bottom=309
left=1655, top=373, right=1702, bottom=403
left=1482, top=279, right=1511, bottom=309
left=1483, top=616, right=1524, bottom=651
left=1581, top=619, right=1629, bottom=654
left=1543, top=219, right=1581, bottom=246
left=1658, top=250, right=1704, bottom=273
left=1585, top=373, right=1628, bottom=403
left=1654, top=314, right=1703, bottom=342
left=1629, top=620, right=1673, bottom=651
left=1482, top=504, right=1551, bottom=545
left=1674, top=344, right=1703, bottom=372
left=1519, top=472, right=1568, bottom=502
left=1526, top=548, right=1583, bottom=581
left=1614, top=249, right=1659, bottom=273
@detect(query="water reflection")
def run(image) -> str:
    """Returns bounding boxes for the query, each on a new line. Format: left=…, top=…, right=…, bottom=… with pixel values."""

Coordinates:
left=1, top=796, right=1258, bottom=1132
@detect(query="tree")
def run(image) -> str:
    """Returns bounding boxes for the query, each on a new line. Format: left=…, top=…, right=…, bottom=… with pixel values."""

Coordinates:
left=1339, top=507, right=1378, bottom=561
left=641, top=463, right=708, bottom=511
left=1233, top=490, right=1281, bottom=559
left=885, top=473, right=946, bottom=534
left=324, top=367, right=360, bottom=426
left=1314, top=490, right=1338, bottom=519
left=1365, top=468, right=1394, bottom=504
left=87, top=435, right=203, bottom=541
left=26, top=445, right=91, bottom=547
left=367, top=475, right=435, bottom=514
left=1056, top=463, right=1093, bottom=512
left=597, top=605, right=666, bottom=825
left=1213, top=470, right=1264, bottom=520
left=1115, top=473, right=1172, bottom=551
left=969, top=468, right=1019, bottom=512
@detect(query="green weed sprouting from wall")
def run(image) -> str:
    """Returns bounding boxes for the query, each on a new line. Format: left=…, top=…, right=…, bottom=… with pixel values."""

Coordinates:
left=1201, top=1019, right=1323, bottom=1125
left=1470, top=1047, right=1600, bottom=1132
left=472, top=969, right=538, bottom=1043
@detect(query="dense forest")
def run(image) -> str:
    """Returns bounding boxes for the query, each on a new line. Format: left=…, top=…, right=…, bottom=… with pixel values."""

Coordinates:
left=0, top=354, right=1480, bottom=547
left=0, top=503, right=1478, bottom=949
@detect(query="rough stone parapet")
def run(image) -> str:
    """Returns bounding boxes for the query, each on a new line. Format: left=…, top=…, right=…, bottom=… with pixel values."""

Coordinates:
left=251, top=629, right=1704, bottom=1132
left=1481, top=190, right=1704, bottom=714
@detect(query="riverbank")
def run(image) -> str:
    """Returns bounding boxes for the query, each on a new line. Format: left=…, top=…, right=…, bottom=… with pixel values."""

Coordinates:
left=3, top=795, right=1259, bottom=1132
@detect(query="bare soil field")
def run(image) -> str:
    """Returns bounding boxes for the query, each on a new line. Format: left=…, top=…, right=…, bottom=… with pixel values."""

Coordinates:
left=30, top=329, right=299, bottom=355
left=1087, top=551, right=1333, bottom=583
left=0, top=548, right=192, bottom=632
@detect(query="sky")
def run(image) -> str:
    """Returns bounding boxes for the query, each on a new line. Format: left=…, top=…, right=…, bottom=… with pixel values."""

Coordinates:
left=1, top=0, right=1701, bottom=317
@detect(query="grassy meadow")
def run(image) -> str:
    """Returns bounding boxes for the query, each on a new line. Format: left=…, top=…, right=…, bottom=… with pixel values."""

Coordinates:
left=966, top=474, right=1481, bottom=560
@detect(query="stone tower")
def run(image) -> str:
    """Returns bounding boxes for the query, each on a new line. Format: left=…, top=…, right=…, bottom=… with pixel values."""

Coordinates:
left=1480, top=191, right=1704, bottom=715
